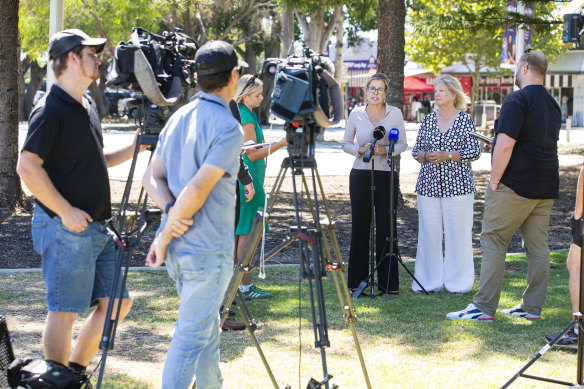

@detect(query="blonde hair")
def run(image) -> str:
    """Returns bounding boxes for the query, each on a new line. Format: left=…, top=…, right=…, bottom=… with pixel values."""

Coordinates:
left=235, top=74, right=263, bottom=104
left=435, top=74, right=470, bottom=110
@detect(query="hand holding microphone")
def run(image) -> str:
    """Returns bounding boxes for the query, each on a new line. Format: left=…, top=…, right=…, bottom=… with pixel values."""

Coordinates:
left=362, top=126, right=386, bottom=163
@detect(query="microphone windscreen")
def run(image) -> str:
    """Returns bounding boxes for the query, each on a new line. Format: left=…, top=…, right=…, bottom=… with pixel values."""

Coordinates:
left=388, top=128, right=399, bottom=141
left=372, top=125, right=385, bottom=140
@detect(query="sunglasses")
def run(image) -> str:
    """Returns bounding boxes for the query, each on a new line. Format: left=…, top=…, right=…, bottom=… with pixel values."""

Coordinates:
left=243, top=73, right=261, bottom=92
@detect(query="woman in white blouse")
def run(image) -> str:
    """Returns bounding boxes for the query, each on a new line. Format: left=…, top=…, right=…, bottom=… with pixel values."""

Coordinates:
left=411, top=74, right=481, bottom=294
left=342, top=73, right=407, bottom=295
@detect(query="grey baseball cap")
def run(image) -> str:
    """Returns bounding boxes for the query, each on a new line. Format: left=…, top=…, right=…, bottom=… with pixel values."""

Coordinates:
left=194, top=40, right=248, bottom=76
left=48, top=29, right=106, bottom=60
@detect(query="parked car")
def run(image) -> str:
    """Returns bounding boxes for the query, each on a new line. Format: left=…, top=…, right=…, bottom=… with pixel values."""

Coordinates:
left=105, top=88, right=133, bottom=116
left=118, top=94, right=143, bottom=119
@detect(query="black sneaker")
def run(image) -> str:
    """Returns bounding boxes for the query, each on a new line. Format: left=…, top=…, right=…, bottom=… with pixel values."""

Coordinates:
left=69, top=368, right=93, bottom=389
left=545, top=328, right=577, bottom=350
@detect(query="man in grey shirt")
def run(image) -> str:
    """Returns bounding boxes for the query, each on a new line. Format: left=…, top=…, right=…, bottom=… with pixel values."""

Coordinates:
left=143, top=40, right=246, bottom=389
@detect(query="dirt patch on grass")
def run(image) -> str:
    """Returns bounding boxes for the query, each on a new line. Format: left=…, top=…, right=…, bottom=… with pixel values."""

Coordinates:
left=0, top=165, right=579, bottom=269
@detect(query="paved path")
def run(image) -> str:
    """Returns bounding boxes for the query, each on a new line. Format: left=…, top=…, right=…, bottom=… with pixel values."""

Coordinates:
left=18, top=122, right=584, bottom=182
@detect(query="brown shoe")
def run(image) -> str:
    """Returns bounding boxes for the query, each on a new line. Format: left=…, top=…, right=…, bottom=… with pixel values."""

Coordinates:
left=222, top=318, right=245, bottom=331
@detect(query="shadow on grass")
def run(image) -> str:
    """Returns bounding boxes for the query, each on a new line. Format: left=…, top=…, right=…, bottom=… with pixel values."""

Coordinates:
left=1, top=251, right=574, bottom=384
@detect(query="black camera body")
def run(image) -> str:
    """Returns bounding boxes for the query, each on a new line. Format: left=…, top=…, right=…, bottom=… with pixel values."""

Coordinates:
left=107, top=26, right=199, bottom=134
left=263, top=47, right=343, bottom=157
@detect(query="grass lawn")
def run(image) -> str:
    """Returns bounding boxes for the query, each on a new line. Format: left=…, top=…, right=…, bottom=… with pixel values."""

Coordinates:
left=1, top=250, right=578, bottom=388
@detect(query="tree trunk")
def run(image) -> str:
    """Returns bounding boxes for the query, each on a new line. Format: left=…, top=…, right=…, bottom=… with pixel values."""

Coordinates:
left=259, top=12, right=281, bottom=125
left=333, top=6, right=344, bottom=83
left=89, top=64, right=110, bottom=118
left=22, top=60, right=46, bottom=121
left=377, top=0, right=405, bottom=198
left=18, top=55, right=31, bottom=122
left=243, top=21, right=258, bottom=75
left=0, top=0, right=23, bottom=209
left=377, top=0, right=405, bottom=109
left=182, top=8, right=195, bottom=39
left=280, top=0, right=294, bottom=57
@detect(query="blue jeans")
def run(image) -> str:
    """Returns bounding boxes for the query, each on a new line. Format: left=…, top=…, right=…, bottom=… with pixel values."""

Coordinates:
left=31, top=205, right=129, bottom=313
left=162, top=248, right=233, bottom=389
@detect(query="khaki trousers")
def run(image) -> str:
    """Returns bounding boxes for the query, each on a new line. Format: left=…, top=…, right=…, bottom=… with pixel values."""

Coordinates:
left=473, top=183, right=553, bottom=317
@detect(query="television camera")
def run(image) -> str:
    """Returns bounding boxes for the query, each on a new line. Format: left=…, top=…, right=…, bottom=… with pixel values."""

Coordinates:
left=263, top=47, right=343, bottom=157
left=108, top=25, right=200, bottom=133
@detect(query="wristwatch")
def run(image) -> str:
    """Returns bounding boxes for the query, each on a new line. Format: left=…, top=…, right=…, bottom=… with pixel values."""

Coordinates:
left=448, top=151, right=453, bottom=160
left=489, top=176, right=500, bottom=185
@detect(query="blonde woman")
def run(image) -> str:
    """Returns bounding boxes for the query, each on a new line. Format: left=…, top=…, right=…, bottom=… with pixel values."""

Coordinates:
left=342, top=73, right=407, bottom=294
left=234, top=74, right=287, bottom=299
left=411, top=74, right=481, bottom=294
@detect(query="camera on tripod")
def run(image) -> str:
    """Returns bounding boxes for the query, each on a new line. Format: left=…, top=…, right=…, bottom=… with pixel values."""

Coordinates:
left=262, top=46, right=343, bottom=157
left=107, top=25, right=199, bottom=134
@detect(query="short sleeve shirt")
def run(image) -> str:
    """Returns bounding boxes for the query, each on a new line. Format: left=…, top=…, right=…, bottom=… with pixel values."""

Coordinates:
left=21, top=84, right=111, bottom=220
left=494, top=85, right=561, bottom=199
left=155, top=92, right=244, bottom=255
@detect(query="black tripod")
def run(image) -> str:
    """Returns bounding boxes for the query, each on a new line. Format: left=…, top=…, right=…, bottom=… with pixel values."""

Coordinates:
left=94, top=130, right=160, bottom=389
left=502, top=199, right=584, bottom=387
left=352, top=144, right=428, bottom=299
left=220, top=153, right=372, bottom=389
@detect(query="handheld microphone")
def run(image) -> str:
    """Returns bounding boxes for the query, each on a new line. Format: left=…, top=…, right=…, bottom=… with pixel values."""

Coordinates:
left=387, top=128, right=399, bottom=156
left=470, top=132, right=493, bottom=144
left=363, top=126, right=386, bottom=163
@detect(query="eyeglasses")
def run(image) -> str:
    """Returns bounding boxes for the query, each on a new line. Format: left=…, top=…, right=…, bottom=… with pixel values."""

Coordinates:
left=367, top=86, right=386, bottom=94
left=524, top=47, right=533, bottom=54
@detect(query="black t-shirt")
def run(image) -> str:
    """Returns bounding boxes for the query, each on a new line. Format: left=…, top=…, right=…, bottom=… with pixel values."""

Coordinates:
left=493, top=84, right=561, bottom=199
left=22, top=84, right=111, bottom=220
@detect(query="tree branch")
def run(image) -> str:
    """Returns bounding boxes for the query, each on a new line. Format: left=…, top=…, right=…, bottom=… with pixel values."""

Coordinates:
left=83, top=0, right=115, bottom=57
left=218, top=0, right=274, bottom=40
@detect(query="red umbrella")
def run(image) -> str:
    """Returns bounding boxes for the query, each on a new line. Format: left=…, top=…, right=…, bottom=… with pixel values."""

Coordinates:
left=404, top=77, right=434, bottom=93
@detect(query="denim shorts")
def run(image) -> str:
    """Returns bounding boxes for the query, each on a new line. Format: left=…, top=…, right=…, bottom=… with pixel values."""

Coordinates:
left=31, top=206, right=129, bottom=313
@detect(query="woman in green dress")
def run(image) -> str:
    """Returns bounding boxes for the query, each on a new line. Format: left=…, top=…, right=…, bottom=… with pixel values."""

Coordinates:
left=235, top=74, right=287, bottom=299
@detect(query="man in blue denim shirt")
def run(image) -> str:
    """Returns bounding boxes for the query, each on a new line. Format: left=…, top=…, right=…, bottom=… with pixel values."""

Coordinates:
left=17, top=29, right=141, bottom=386
left=143, top=40, right=246, bottom=389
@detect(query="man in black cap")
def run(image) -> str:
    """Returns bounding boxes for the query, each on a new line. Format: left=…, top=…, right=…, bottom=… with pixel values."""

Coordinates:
left=17, top=29, right=143, bottom=387
left=143, top=40, right=247, bottom=389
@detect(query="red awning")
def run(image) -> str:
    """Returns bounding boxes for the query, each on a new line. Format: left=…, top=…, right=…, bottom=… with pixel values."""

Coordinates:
left=404, top=77, right=434, bottom=93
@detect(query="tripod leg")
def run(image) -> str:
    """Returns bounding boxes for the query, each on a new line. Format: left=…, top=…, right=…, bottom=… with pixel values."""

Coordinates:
left=501, top=321, right=577, bottom=388
left=314, top=167, right=372, bottom=389
left=397, top=257, right=429, bottom=295
left=234, top=291, right=280, bottom=389
left=96, top=239, right=130, bottom=388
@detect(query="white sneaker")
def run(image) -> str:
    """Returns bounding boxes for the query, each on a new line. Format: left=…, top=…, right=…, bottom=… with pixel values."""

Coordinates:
left=501, top=304, right=541, bottom=320
left=446, top=303, right=494, bottom=321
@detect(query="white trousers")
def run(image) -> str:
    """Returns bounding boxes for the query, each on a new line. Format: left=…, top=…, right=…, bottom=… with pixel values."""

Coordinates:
left=412, top=193, right=475, bottom=293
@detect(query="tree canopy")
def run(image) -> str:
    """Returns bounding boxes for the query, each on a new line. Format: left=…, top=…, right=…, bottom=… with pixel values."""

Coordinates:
left=406, top=0, right=567, bottom=111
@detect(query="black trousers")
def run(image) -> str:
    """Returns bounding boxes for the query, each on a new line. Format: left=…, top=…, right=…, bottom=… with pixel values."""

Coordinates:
left=347, top=168, right=400, bottom=292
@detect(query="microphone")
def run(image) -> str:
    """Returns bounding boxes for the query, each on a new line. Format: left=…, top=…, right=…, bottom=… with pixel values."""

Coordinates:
left=362, top=126, right=386, bottom=163
left=387, top=128, right=399, bottom=156
left=470, top=132, right=493, bottom=144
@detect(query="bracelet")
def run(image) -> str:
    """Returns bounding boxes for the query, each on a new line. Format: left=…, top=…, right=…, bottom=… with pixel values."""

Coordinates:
left=164, top=200, right=176, bottom=213
left=357, top=150, right=363, bottom=158
left=489, top=177, right=500, bottom=185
